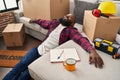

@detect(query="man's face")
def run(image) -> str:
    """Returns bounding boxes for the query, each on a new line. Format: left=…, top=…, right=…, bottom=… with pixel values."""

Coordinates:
left=64, top=14, right=75, bottom=23
left=60, top=14, right=75, bottom=26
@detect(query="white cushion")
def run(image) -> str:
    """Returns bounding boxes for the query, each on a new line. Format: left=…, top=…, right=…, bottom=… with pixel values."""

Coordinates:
left=29, top=40, right=120, bottom=80
left=74, top=23, right=83, bottom=33
left=116, top=34, right=120, bottom=44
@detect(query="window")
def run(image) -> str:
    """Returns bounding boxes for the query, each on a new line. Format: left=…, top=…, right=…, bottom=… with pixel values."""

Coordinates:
left=0, top=0, right=19, bottom=12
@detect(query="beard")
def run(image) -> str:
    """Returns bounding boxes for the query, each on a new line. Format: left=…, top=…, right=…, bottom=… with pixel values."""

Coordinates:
left=59, top=18, right=72, bottom=27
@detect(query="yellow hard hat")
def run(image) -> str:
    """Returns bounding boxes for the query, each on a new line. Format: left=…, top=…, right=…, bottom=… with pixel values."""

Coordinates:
left=98, top=1, right=117, bottom=14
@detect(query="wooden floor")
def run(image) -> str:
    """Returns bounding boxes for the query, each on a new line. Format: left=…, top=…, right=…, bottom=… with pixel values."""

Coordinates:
left=0, top=34, right=42, bottom=50
left=0, top=34, right=42, bottom=80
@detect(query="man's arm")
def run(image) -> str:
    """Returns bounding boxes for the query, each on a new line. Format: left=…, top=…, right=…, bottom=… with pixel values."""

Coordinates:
left=29, top=19, right=60, bottom=30
left=69, top=28, right=104, bottom=68
left=69, top=28, right=93, bottom=52
left=29, top=19, right=51, bottom=29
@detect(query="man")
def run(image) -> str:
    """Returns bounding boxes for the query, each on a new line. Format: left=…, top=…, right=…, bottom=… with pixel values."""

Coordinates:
left=3, top=14, right=104, bottom=80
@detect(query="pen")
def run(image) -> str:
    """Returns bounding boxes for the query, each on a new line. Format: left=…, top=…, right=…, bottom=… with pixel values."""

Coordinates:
left=57, top=49, right=64, bottom=59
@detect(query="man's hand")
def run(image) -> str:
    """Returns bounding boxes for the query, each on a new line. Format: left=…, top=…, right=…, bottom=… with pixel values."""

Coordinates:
left=89, top=49, right=104, bottom=68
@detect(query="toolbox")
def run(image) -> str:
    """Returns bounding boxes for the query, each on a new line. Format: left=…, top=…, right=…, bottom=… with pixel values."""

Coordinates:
left=94, top=38, right=120, bottom=55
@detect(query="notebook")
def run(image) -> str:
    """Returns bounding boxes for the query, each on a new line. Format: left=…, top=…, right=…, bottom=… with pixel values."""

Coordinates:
left=50, top=48, right=80, bottom=62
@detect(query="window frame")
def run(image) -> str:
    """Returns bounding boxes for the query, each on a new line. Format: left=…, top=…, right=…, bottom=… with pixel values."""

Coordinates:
left=0, top=0, right=19, bottom=13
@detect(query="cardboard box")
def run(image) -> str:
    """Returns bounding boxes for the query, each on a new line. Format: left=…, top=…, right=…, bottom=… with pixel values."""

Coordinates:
left=22, top=0, right=69, bottom=20
left=83, top=10, right=120, bottom=42
left=2, top=23, right=25, bottom=47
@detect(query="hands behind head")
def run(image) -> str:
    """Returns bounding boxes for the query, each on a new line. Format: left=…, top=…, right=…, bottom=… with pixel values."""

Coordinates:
left=89, top=49, right=104, bottom=68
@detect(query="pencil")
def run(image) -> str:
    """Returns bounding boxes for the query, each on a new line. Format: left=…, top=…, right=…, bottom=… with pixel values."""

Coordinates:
left=57, top=49, right=64, bottom=59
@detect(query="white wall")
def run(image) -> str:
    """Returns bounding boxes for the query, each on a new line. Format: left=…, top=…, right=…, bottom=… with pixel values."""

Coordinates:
left=115, top=2, right=120, bottom=16
left=69, top=0, right=74, bottom=14
left=18, top=0, right=23, bottom=11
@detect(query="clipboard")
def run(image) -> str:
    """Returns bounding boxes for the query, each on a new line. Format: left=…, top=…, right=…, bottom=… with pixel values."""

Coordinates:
left=50, top=48, right=80, bottom=62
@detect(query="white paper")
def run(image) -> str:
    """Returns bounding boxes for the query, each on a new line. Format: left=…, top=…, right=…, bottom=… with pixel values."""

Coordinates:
left=50, top=48, right=80, bottom=62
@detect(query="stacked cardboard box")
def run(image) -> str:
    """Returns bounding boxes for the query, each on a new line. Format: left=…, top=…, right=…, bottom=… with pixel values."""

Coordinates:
left=22, top=0, right=69, bottom=20
left=0, top=11, right=15, bottom=37
left=2, top=23, right=25, bottom=47
left=83, top=10, right=120, bottom=42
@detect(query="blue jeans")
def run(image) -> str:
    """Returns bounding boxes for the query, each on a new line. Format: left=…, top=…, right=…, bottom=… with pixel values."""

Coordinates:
left=3, top=47, right=41, bottom=80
